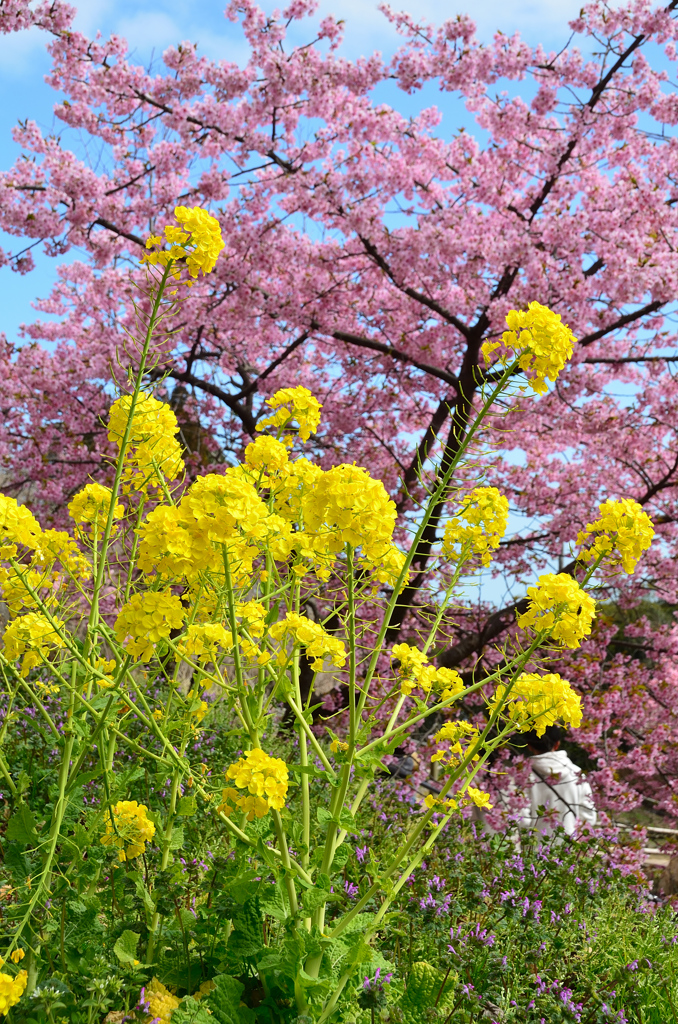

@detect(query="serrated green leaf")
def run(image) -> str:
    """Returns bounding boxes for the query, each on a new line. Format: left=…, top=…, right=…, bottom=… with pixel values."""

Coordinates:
left=6, top=804, right=38, bottom=845
left=177, top=796, right=197, bottom=816
left=333, top=843, right=350, bottom=869
left=169, top=825, right=184, bottom=850
left=113, top=930, right=140, bottom=964
left=260, top=883, right=287, bottom=922
left=206, top=974, right=256, bottom=1024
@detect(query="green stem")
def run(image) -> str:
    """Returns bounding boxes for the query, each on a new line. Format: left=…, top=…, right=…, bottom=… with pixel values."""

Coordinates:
left=147, top=767, right=183, bottom=963
left=271, top=809, right=298, bottom=916
left=356, top=357, right=523, bottom=716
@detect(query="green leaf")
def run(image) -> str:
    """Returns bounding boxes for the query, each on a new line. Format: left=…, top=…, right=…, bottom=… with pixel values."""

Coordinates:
left=399, top=961, right=454, bottom=1013
left=6, top=804, right=38, bottom=845
left=302, top=885, right=331, bottom=913
left=72, top=824, right=90, bottom=851
left=228, top=897, right=264, bottom=959
left=260, top=883, right=287, bottom=922
left=113, top=930, right=140, bottom=964
left=289, top=763, right=326, bottom=778
left=169, top=825, right=185, bottom=850
left=333, top=843, right=350, bottom=869
left=66, top=768, right=103, bottom=794
left=206, top=974, right=256, bottom=1024
left=16, top=771, right=31, bottom=797
left=337, top=807, right=355, bottom=830
left=177, top=796, right=197, bottom=816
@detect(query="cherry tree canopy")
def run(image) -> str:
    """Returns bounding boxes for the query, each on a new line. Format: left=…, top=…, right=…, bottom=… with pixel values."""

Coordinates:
left=3, top=0, right=678, bottom=816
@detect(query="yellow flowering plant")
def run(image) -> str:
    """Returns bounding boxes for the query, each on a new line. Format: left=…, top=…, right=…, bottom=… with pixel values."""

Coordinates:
left=0, top=224, right=655, bottom=1022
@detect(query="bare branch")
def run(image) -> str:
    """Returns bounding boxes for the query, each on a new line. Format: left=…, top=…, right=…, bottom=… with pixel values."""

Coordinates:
left=326, top=326, right=459, bottom=387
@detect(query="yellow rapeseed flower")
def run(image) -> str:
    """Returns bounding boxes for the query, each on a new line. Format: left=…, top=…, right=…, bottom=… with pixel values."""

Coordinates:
left=182, top=471, right=270, bottom=547
left=442, top=487, right=509, bottom=568
left=466, top=786, right=493, bottom=809
left=2, top=613, right=66, bottom=677
left=0, top=493, right=41, bottom=558
left=256, top=386, right=322, bottom=443
left=0, top=969, right=27, bottom=1016
left=33, top=528, right=90, bottom=579
left=68, top=483, right=124, bottom=536
left=302, top=464, right=397, bottom=563
left=577, top=497, right=654, bottom=575
left=432, top=721, right=480, bottom=768
left=272, top=457, right=324, bottom=521
left=136, top=505, right=196, bottom=578
left=113, top=590, right=186, bottom=662
left=482, top=302, right=576, bottom=395
left=391, top=644, right=464, bottom=699
left=218, top=749, right=289, bottom=820
left=100, top=800, right=156, bottom=861
left=143, top=978, right=180, bottom=1024
left=517, top=573, right=595, bottom=649
left=0, top=567, right=50, bottom=618
left=244, top=435, right=289, bottom=473
left=490, top=671, right=582, bottom=736
left=270, top=612, right=346, bottom=671
left=177, top=623, right=234, bottom=663
left=141, top=205, right=224, bottom=280
left=108, top=393, right=184, bottom=493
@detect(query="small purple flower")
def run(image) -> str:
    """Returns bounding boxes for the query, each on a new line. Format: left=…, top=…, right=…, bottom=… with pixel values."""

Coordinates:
left=356, top=845, right=368, bottom=863
left=344, top=880, right=359, bottom=899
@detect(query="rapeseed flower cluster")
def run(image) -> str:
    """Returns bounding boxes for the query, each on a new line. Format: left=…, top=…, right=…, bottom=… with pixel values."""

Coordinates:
left=3, top=613, right=66, bottom=677
left=142, top=978, right=180, bottom=1023
left=0, top=567, right=53, bottom=618
left=482, top=302, right=576, bottom=395
left=34, top=529, right=90, bottom=579
left=391, top=643, right=464, bottom=699
left=130, top=387, right=405, bottom=590
left=577, top=497, right=654, bottom=575
left=0, top=969, right=27, bottom=1016
left=100, top=800, right=156, bottom=861
left=218, top=748, right=289, bottom=820
left=138, top=470, right=273, bottom=583
left=272, top=457, right=324, bottom=522
left=256, top=386, right=322, bottom=443
left=442, top=487, right=509, bottom=567
left=68, top=483, right=124, bottom=536
left=245, top=435, right=289, bottom=474
left=517, top=573, right=595, bottom=649
left=0, top=494, right=41, bottom=557
left=113, top=590, right=185, bottom=662
left=302, top=464, right=397, bottom=562
left=141, top=205, right=225, bottom=280
left=270, top=612, right=346, bottom=671
left=177, top=623, right=234, bottom=663
left=489, top=672, right=582, bottom=736
left=432, top=721, right=480, bottom=768
left=236, top=600, right=267, bottom=639
left=108, top=393, right=184, bottom=493
left=466, top=786, right=493, bottom=809
left=423, top=786, right=492, bottom=812
left=0, top=528, right=90, bottom=628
